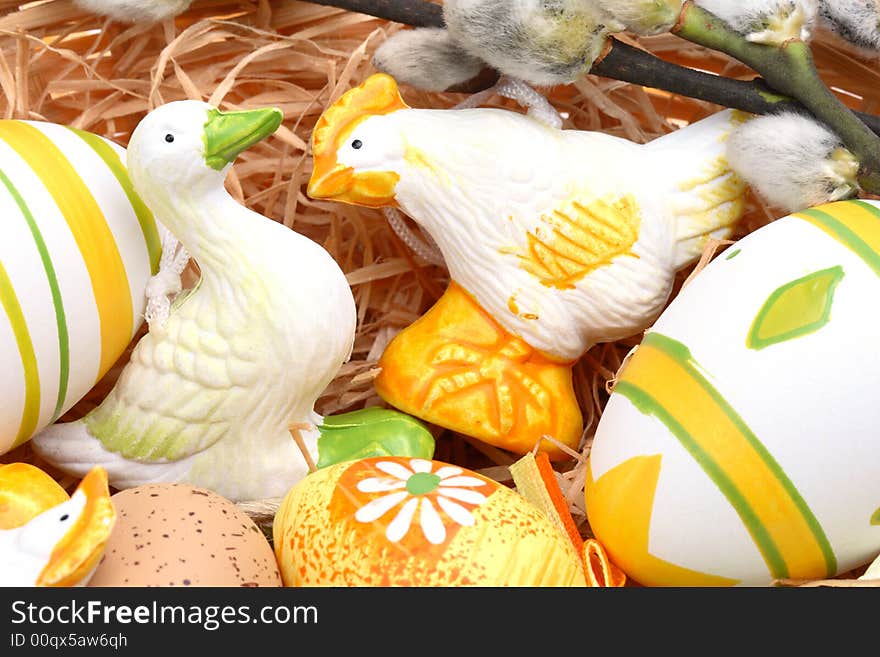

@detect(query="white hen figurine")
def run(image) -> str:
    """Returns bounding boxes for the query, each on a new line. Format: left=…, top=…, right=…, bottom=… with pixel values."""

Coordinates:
left=307, top=73, right=863, bottom=461
left=307, top=73, right=753, bottom=459
left=32, top=101, right=359, bottom=502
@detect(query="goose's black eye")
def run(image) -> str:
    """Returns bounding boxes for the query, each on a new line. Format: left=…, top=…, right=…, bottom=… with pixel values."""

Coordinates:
left=351, top=139, right=363, bottom=150
left=165, top=134, right=175, bottom=143
left=59, top=514, right=69, bottom=522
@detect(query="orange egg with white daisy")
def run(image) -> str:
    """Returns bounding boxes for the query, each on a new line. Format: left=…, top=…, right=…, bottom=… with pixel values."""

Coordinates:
left=273, top=456, right=605, bottom=587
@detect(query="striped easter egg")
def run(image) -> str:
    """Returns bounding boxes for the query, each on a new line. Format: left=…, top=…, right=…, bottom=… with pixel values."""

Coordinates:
left=585, top=199, right=880, bottom=586
left=0, top=120, right=160, bottom=455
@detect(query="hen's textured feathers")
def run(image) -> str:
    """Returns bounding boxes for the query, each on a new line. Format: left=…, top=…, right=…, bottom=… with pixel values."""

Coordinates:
left=508, top=195, right=642, bottom=290
left=381, top=106, right=747, bottom=357
left=646, top=109, right=751, bottom=268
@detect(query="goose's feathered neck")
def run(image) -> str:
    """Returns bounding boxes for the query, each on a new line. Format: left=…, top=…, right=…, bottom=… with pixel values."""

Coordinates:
left=141, top=179, right=276, bottom=308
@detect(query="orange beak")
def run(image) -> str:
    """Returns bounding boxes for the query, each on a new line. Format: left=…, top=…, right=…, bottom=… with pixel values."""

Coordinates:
left=307, top=164, right=400, bottom=208
left=307, top=73, right=408, bottom=208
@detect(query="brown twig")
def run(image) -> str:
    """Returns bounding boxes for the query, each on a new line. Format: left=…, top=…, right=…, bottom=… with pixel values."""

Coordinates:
left=301, top=0, right=880, bottom=137
left=594, top=40, right=880, bottom=135
left=673, top=2, right=880, bottom=194
left=304, top=0, right=444, bottom=28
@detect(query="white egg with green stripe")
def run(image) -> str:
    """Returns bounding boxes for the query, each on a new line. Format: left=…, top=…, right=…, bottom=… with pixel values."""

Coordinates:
left=586, top=199, right=880, bottom=587
left=0, top=120, right=160, bottom=455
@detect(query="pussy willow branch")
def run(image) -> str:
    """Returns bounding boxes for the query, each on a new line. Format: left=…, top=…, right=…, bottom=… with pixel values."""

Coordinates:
left=673, top=1, right=880, bottom=193
left=303, top=0, right=880, bottom=137
left=306, top=0, right=444, bottom=26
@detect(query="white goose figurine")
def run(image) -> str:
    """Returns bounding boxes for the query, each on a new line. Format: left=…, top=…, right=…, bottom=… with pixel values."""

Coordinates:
left=31, top=101, right=361, bottom=502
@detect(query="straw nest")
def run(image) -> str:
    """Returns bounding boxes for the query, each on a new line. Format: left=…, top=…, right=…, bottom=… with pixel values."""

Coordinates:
left=0, top=0, right=877, bottom=586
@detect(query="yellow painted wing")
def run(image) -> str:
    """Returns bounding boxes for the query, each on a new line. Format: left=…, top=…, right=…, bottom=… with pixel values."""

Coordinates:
left=509, top=195, right=642, bottom=290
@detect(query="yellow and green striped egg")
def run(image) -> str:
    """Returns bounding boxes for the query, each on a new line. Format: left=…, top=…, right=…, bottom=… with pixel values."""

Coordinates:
left=0, top=120, right=160, bottom=455
left=586, top=199, right=880, bottom=586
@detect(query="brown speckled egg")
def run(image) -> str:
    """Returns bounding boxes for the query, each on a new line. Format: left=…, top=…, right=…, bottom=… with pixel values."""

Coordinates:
left=88, top=483, right=281, bottom=587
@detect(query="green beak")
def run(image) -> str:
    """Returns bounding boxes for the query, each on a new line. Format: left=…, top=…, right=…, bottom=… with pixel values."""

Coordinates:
left=203, top=107, right=283, bottom=171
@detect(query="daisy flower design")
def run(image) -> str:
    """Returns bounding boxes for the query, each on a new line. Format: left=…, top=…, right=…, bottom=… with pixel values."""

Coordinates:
left=353, top=459, right=490, bottom=545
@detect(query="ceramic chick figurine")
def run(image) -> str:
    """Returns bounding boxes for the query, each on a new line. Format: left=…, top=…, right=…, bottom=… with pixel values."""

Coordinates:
left=0, top=463, right=115, bottom=587
left=30, top=101, right=389, bottom=503
left=307, top=73, right=753, bottom=458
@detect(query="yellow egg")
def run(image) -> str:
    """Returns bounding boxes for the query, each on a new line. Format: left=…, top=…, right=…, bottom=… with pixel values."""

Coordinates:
left=0, top=119, right=160, bottom=454
left=273, top=456, right=586, bottom=586
left=586, top=199, right=880, bottom=586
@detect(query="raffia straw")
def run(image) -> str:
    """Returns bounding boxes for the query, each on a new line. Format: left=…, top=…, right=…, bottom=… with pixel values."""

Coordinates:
left=0, top=1, right=875, bottom=584
left=680, top=238, right=736, bottom=290
left=531, top=434, right=584, bottom=462
left=235, top=498, right=283, bottom=534
left=289, top=423, right=316, bottom=473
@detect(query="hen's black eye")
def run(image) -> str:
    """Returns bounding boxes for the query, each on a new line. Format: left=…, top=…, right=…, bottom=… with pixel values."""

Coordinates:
left=165, top=134, right=175, bottom=143
left=59, top=514, right=69, bottom=522
left=351, top=139, right=363, bottom=150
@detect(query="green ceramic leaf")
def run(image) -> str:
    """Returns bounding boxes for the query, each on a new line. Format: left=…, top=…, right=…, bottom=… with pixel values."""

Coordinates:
left=871, top=507, right=880, bottom=526
left=747, top=266, right=844, bottom=351
left=316, top=407, right=435, bottom=469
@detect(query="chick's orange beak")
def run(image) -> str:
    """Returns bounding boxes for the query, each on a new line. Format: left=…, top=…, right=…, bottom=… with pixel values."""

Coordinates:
left=308, top=163, right=353, bottom=199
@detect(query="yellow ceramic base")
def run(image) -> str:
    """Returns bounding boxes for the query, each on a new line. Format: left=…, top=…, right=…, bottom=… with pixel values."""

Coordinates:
left=375, top=283, right=583, bottom=458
